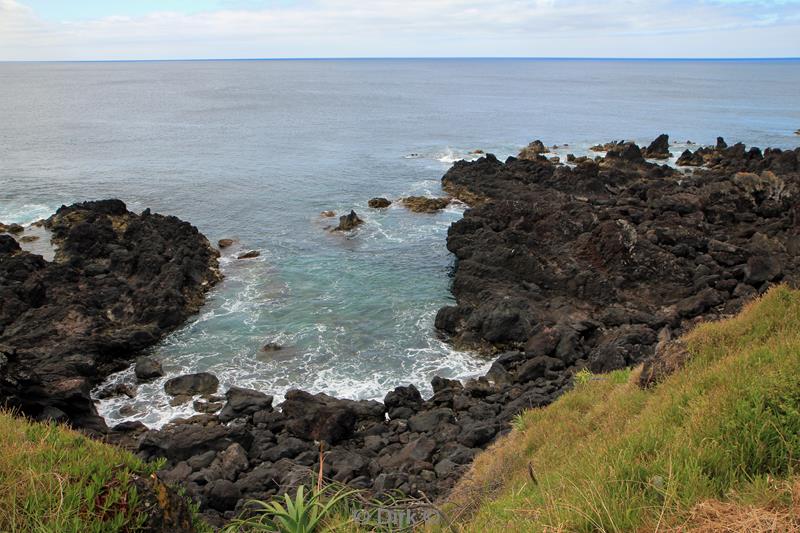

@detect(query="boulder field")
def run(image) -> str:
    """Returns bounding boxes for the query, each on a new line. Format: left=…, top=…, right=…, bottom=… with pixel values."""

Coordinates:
left=0, top=200, right=221, bottom=431
left=2, top=136, right=799, bottom=526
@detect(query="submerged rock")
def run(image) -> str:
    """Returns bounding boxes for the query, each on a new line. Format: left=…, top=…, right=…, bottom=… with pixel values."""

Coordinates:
left=237, top=250, right=260, bottom=259
left=320, top=210, right=336, bottom=217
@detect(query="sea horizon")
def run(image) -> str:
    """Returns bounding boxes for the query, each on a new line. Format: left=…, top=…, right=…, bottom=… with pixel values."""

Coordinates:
left=3, top=56, right=800, bottom=64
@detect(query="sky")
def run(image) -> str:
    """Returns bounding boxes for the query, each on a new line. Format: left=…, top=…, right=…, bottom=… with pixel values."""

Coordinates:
left=1, top=0, right=799, bottom=61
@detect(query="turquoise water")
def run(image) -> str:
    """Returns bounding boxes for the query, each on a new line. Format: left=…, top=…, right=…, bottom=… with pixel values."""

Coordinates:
left=1, top=59, right=798, bottom=427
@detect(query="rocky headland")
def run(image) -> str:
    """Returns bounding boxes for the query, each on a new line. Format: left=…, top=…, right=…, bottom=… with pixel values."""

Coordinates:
left=0, top=199, right=221, bottom=431
left=2, top=136, right=799, bottom=527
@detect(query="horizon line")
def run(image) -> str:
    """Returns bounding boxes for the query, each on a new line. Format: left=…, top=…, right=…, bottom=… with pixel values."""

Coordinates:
left=2, top=56, right=800, bottom=64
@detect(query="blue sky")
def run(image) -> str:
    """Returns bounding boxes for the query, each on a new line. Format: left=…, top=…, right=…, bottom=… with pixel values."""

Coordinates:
left=1, top=0, right=799, bottom=60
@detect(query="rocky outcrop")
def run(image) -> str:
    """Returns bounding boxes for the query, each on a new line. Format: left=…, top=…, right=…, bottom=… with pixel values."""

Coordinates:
left=333, top=210, right=363, bottom=231
left=643, top=133, right=671, bottom=159
left=401, top=196, right=452, bottom=213
left=0, top=200, right=221, bottom=431
left=518, top=140, right=548, bottom=160
left=437, top=139, right=799, bottom=367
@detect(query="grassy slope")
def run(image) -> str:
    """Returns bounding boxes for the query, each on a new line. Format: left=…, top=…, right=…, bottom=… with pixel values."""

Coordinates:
left=0, top=410, right=168, bottom=532
left=445, top=285, right=800, bottom=532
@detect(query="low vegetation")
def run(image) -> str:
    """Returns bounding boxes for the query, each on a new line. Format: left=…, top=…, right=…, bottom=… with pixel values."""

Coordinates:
left=0, top=409, right=171, bottom=532
left=445, top=285, right=800, bottom=531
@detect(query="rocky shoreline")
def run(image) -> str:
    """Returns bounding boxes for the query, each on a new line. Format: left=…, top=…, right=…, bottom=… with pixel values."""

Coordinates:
left=2, top=136, right=799, bottom=527
left=0, top=199, right=221, bottom=432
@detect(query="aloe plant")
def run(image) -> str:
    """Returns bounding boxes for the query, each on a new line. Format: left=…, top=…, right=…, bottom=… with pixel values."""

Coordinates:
left=224, top=484, right=358, bottom=533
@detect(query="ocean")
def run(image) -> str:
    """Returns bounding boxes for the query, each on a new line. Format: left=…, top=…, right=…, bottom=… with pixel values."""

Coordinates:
left=1, top=58, right=798, bottom=427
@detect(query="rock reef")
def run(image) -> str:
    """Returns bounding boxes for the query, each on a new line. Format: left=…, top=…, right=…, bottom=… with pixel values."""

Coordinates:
left=0, top=200, right=221, bottom=431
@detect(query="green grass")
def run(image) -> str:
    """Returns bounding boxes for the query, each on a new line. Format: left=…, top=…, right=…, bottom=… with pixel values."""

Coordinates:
left=445, top=285, right=800, bottom=532
left=0, top=410, right=167, bottom=532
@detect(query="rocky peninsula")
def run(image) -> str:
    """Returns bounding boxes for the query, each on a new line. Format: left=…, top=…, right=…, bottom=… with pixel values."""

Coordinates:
left=2, top=137, right=799, bottom=526
left=0, top=199, right=221, bottom=431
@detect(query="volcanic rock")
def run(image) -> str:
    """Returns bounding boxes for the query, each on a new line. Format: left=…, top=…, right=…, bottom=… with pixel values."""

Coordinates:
left=518, top=140, right=548, bottom=159
left=401, top=196, right=452, bottom=213
left=135, top=356, right=164, bottom=381
left=642, top=134, right=672, bottom=159
left=0, top=199, right=221, bottom=429
left=368, top=197, right=392, bottom=208
left=164, top=373, right=220, bottom=397
left=333, top=210, right=363, bottom=231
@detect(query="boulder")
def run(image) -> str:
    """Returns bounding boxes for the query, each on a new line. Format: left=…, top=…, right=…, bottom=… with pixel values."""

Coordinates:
left=0, top=234, right=20, bottom=254
left=642, top=134, right=671, bottom=159
left=408, top=408, right=455, bottom=433
left=218, top=386, right=273, bottom=422
left=368, top=197, right=392, bottom=208
left=134, top=356, right=163, bottom=381
left=333, top=210, right=363, bottom=231
left=237, top=250, right=260, bottom=259
left=281, top=390, right=383, bottom=444
left=744, top=255, right=782, bottom=285
left=217, top=238, right=235, bottom=248
left=518, top=140, right=548, bottom=159
left=384, top=384, right=423, bottom=419
left=164, top=373, right=219, bottom=397
left=206, top=479, right=241, bottom=512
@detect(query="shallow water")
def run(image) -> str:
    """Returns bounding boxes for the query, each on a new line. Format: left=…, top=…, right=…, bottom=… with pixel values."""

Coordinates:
left=1, top=59, right=798, bottom=427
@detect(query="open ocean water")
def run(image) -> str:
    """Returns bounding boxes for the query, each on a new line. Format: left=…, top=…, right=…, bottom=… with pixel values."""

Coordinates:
left=1, top=58, right=799, bottom=427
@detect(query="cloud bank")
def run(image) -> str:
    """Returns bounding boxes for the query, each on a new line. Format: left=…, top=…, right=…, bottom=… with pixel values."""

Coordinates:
left=1, top=0, right=799, bottom=60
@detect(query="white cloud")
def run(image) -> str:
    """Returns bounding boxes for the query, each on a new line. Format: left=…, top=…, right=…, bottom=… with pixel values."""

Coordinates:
left=1, top=0, right=798, bottom=60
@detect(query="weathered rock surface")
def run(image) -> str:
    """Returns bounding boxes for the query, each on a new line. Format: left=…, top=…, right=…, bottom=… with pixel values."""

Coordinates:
left=401, top=196, right=452, bottom=213
left=164, top=373, right=220, bottom=397
left=333, top=210, right=363, bottom=231
left=643, top=133, right=672, bottom=159
left=135, top=356, right=164, bottom=381
left=368, top=197, right=392, bottom=208
left=0, top=200, right=221, bottom=430
left=438, top=137, right=799, bottom=364
left=518, top=140, right=549, bottom=159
